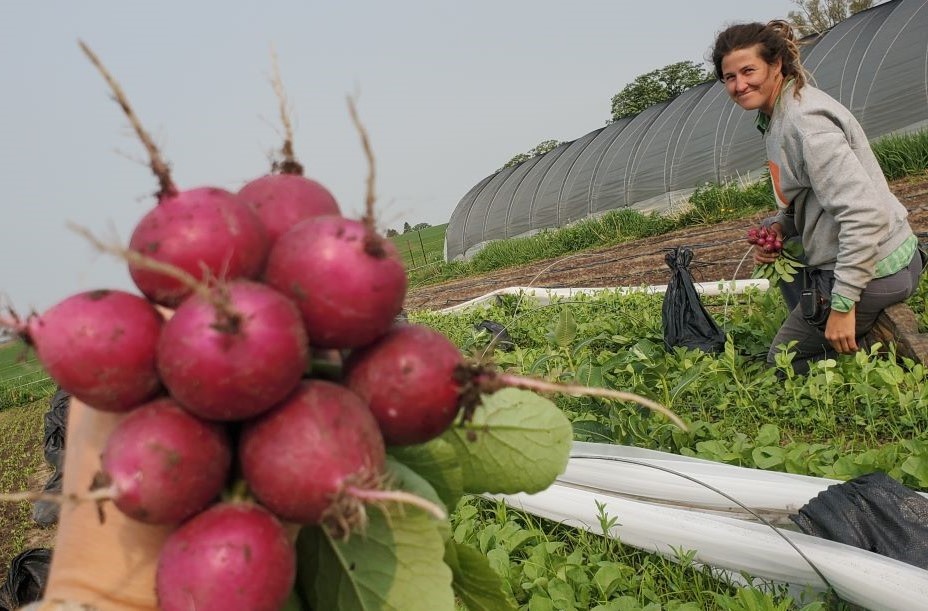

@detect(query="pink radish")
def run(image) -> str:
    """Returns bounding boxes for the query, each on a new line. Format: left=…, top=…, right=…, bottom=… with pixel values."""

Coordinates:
left=79, top=42, right=269, bottom=308
left=237, top=51, right=340, bottom=245
left=345, top=324, right=463, bottom=445
left=1, top=289, right=162, bottom=412
left=156, top=280, right=308, bottom=421
left=239, top=380, right=386, bottom=526
left=264, top=215, right=407, bottom=348
left=100, top=397, right=231, bottom=524
left=128, top=187, right=269, bottom=307
left=239, top=173, right=340, bottom=245
left=156, top=502, right=295, bottom=611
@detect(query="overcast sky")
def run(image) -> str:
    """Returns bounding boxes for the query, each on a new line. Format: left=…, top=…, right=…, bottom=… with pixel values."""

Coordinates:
left=2, top=0, right=796, bottom=312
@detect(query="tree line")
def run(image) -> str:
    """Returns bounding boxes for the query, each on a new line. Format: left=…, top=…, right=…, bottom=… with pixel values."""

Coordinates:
left=385, top=222, right=432, bottom=238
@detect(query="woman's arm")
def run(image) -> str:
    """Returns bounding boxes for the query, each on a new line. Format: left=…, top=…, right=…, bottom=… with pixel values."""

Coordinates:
left=41, top=399, right=170, bottom=610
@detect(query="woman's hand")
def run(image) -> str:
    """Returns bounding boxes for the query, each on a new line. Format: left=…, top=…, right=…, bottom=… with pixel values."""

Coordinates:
left=753, top=223, right=783, bottom=265
left=41, top=399, right=170, bottom=610
left=825, top=307, right=858, bottom=354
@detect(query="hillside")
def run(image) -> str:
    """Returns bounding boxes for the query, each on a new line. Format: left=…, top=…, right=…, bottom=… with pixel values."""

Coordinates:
left=405, top=174, right=928, bottom=312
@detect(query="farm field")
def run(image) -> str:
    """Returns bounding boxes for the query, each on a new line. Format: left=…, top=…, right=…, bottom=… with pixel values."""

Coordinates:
left=405, top=173, right=928, bottom=313
left=413, top=279, right=928, bottom=609
left=2, top=173, right=928, bottom=607
left=0, top=342, right=55, bottom=411
left=0, top=340, right=55, bottom=580
left=389, top=223, right=448, bottom=270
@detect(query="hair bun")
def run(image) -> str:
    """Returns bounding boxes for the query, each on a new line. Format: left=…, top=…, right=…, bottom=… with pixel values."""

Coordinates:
left=766, top=19, right=797, bottom=42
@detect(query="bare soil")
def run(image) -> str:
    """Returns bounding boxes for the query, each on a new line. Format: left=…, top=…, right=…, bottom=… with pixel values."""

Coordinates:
left=405, top=173, right=928, bottom=311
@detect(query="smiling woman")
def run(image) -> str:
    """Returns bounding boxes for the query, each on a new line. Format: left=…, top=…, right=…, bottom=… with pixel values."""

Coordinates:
left=713, top=20, right=800, bottom=115
left=710, top=19, right=922, bottom=375
left=719, top=47, right=783, bottom=115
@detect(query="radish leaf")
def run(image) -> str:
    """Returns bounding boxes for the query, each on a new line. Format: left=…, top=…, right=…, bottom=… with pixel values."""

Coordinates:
left=442, top=388, right=571, bottom=494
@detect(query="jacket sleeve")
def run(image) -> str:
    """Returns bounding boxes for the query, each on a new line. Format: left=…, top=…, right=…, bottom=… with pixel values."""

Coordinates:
left=798, top=119, right=887, bottom=303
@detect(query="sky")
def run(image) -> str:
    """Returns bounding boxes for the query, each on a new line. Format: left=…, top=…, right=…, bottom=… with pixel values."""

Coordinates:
left=2, top=0, right=797, bottom=313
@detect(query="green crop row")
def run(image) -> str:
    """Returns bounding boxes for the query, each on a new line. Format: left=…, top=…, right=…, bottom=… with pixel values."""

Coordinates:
left=415, top=277, right=928, bottom=609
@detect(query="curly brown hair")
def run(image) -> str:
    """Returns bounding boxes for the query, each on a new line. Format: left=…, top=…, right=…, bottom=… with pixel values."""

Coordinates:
left=711, top=20, right=807, bottom=95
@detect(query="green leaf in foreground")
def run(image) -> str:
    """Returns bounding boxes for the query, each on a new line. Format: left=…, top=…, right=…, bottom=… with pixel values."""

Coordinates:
left=383, top=456, right=452, bottom=542
left=442, top=387, right=572, bottom=494
left=548, top=307, right=577, bottom=348
left=388, top=437, right=464, bottom=510
left=444, top=540, right=518, bottom=611
left=297, top=500, right=454, bottom=611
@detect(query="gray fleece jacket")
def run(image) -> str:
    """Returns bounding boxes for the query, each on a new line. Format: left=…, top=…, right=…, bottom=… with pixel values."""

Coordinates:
left=766, top=82, right=912, bottom=303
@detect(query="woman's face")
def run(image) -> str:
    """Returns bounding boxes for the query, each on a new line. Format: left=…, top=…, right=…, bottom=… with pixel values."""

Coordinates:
left=720, top=45, right=783, bottom=115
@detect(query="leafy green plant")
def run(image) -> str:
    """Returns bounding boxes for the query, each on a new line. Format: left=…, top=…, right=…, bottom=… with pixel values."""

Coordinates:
left=0, top=399, right=47, bottom=574
left=410, top=280, right=928, bottom=608
left=0, top=341, right=56, bottom=411
left=872, top=130, right=928, bottom=180
left=414, top=278, right=928, bottom=487
left=751, top=240, right=805, bottom=287
left=451, top=498, right=824, bottom=610
left=676, top=177, right=774, bottom=226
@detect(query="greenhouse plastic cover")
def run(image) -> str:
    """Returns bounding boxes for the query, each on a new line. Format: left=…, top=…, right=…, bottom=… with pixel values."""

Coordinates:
left=494, top=442, right=928, bottom=611
left=446, top=0, right=928, bottom=261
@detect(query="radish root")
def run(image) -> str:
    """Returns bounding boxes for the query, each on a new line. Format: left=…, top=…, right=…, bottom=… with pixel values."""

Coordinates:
left=269, top=46, right=303, bottom=176
left=68, top=222, right=242, bottom=333
left=346, top=95, right=377, bottom=228
left=78, top=40, right=177, bottom=198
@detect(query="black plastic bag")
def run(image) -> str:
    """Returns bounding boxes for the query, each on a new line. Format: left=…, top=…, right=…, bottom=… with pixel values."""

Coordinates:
left=474, top=320, right=515, bottom=351
left=42, top=388, right=69, bottom=470
left=31, top=470, right=63, bottom=528
left=0, top=548, right=52, bottom=611
left=32, top=388, right=69, bottom=527
left=661, top=247, right=726, bottom=353
left=790, top=472, right=928, bottom=569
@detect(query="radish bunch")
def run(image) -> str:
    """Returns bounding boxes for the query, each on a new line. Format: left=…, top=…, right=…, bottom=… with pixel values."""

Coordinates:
left=746, top=225, right=806, bottom=287
left=0, top=42, right=684, bottom=610
left=746, top=225, right=783, bottom=254
left=0, top=42, right=497, bottom=611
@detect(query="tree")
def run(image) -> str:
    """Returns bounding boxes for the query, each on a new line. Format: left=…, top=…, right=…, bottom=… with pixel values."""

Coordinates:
left=609, top=60, right=713, bottom=123
left=402, top=222, right=412, bottom=234
left=385, top=228, right=399, bottom=237
left=412, top=222, right=431, bottom=231
left=788, top=0, right=876, bottom=36
left=499, top=139, right=566, bottom=171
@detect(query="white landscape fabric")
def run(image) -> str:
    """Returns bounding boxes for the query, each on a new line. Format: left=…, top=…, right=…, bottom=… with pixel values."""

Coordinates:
left=494, top=442, right=928, bottom=611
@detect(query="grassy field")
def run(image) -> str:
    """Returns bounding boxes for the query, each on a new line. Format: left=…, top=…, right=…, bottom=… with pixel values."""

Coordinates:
left=0, top=396, right=51, bottom=580
left=389, top=223, right=447, bottom=270
left=416, top=280, right=928, bottom=610
left=0, top=341, right=55, bottom=411
left=0, top=341, right=55, bottom=581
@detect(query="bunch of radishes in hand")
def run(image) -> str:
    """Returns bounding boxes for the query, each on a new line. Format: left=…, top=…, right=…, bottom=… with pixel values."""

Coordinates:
left=1, top=43, right=685, bottom=611
left=0, top=43, right=480, bottom=611
left=746, top=224, right=805, bottom=286
left=746, top=225, right=782, bottom=254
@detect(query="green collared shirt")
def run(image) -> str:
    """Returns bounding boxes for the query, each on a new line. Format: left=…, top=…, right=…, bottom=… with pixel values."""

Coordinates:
left=754, top=80, right=785, bottom=135
left=755, top=111, right=771, bottom=135
left=830, top=235, right=918, bottom=312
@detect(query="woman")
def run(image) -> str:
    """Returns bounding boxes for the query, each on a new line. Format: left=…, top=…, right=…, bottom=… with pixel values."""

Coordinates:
left=712, top=20, right=921, bottom=374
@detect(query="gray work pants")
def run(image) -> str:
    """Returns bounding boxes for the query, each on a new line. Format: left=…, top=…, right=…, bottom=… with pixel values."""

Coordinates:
left=767, top=252, right=923, bottom=374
